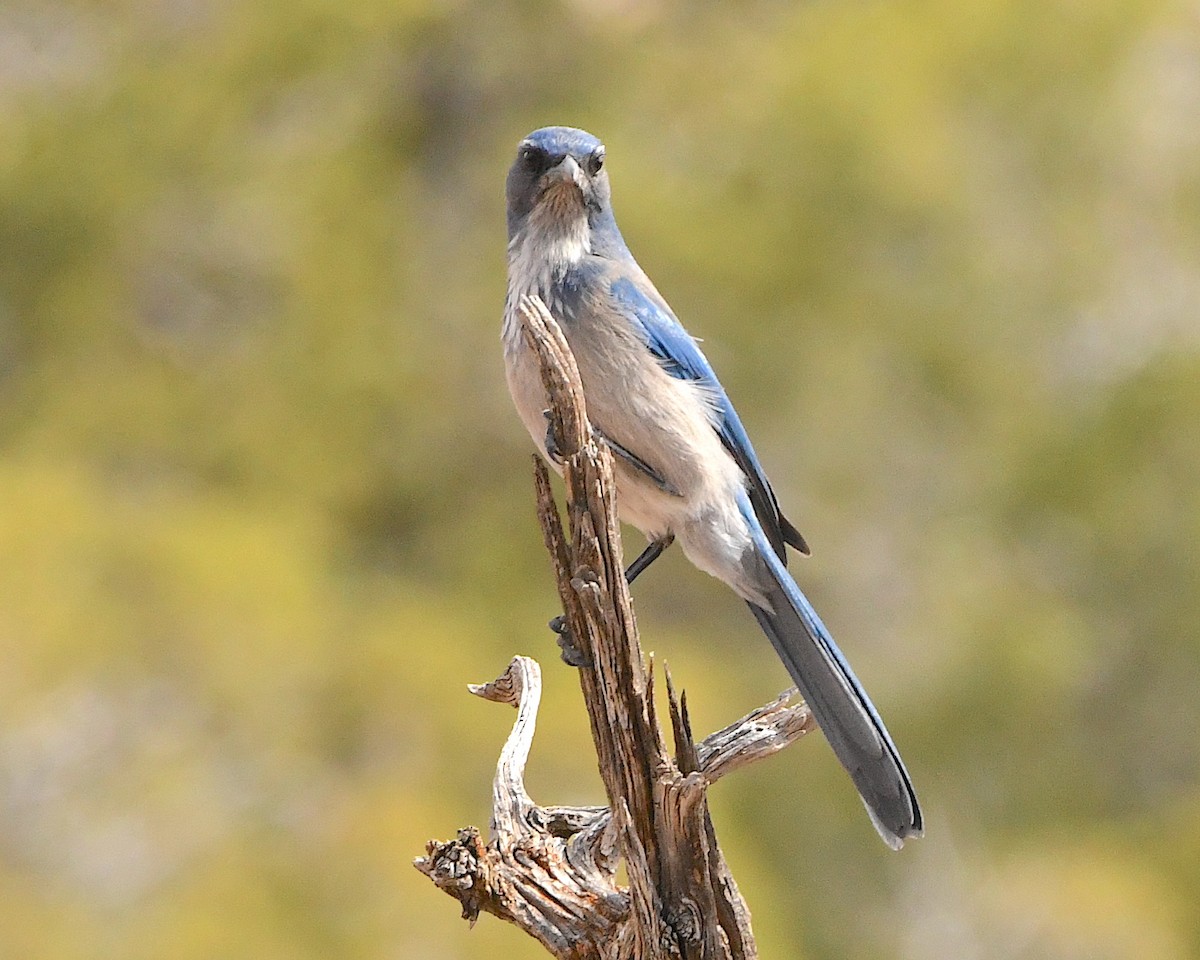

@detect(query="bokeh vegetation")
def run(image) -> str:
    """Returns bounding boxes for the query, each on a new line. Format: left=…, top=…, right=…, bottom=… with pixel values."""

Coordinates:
left=2, top=0, right=1198, bottom=957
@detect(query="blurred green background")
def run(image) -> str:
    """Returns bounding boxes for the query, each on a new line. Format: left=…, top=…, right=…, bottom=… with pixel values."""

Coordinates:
left=2, top=0, right=1199, bottom=957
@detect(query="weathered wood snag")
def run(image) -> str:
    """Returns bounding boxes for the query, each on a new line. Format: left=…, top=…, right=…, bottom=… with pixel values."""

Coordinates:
left=415, top=295, right=816, bottom=959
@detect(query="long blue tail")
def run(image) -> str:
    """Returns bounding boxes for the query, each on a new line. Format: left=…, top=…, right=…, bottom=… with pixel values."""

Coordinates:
left=739, top=495, right=922, bottom=848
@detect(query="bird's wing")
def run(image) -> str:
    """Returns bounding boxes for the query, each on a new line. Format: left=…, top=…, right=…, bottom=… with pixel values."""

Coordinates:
left=607, top=272, right=808, bottom=560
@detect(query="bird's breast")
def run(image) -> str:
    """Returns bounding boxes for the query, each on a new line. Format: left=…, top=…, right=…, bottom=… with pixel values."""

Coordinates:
left=502, top=244, right=745, bottom=543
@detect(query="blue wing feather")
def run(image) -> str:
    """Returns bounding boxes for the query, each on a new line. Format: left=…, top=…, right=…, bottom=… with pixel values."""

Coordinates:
left=608, top=273, right=808, bottom=560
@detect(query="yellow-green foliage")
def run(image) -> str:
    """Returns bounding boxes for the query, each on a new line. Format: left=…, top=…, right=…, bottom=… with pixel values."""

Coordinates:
left=1, top=0, right=1198, bottom=957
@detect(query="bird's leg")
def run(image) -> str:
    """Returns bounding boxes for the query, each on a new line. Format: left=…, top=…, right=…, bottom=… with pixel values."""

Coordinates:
left=549, top=534, right=675, bottom=666
left=624, top=533, right=674, bottom=586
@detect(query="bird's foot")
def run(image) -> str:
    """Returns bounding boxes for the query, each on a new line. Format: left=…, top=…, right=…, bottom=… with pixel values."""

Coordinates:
left=549, top=615, right=589, bottom=667
left=542, top=409, right=564, bottom=465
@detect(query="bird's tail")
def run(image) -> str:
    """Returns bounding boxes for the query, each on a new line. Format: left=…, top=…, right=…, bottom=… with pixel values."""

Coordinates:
left=740, top=500, right=922, bottom=848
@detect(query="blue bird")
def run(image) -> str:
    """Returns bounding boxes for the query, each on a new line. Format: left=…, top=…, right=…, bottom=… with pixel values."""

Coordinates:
left=502, top=126, right=922, bottom=849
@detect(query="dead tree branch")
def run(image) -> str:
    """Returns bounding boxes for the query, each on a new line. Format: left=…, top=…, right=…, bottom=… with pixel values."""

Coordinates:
left=415, top=295, right=815, bottom=959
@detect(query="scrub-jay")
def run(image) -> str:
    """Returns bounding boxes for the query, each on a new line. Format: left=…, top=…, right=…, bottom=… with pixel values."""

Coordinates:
left=502, top=125, right=922, bottom=849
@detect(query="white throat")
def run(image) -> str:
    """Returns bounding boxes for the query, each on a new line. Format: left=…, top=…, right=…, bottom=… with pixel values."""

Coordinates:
left=506, top=205, right=591, bottom=306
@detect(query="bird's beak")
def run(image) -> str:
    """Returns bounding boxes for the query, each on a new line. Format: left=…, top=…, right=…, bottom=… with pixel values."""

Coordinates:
left=544, top=155, right=584, bottom=189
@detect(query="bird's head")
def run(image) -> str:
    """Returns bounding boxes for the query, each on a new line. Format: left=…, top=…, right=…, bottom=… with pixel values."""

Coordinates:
left=505, top=126, right=620, bottom=251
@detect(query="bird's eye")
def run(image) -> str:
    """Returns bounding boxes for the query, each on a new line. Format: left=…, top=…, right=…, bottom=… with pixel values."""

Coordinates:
left=520, top=144, right=547, bottom=170
left=586, top=148, right=605, bottom=176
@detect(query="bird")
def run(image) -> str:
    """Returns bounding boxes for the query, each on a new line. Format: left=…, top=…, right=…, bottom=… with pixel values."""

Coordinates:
left=501, top=125, right=922, bottom=849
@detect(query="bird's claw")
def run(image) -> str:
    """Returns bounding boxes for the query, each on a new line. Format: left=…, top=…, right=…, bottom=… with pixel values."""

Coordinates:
left=549, top=615, right=589, bottom=667
left=542, top=410, right=564, bottom=465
